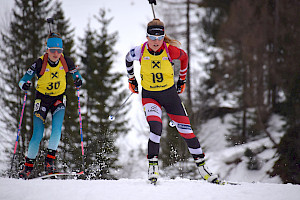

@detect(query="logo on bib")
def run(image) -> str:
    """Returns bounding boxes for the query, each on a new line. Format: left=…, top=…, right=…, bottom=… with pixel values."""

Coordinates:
left=152, top=60, right=161, bottom=69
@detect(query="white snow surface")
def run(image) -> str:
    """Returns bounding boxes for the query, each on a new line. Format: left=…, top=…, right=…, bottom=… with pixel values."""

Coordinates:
left=1, top=178, right=299, bottom=200
left=1, top=113, right=297, bottom=200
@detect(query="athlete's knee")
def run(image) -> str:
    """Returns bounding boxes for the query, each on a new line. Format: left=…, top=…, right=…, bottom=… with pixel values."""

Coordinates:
left=149, top=121, right=162, bottom=135
left=53, top=104, right=65, bottom=116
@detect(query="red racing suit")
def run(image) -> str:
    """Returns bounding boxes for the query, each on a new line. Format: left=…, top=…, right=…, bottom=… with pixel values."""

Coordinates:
left=126, top=42, right=203, bottom=159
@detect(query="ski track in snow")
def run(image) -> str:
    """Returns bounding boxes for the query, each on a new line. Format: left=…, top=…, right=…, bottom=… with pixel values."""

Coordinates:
left=0, top=178, right=299, bottom=200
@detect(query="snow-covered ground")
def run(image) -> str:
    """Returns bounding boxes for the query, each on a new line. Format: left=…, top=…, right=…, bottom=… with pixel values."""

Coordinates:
left=199, top=114, right=285, bottom=183
left=116, top=112, right=285, bottom=184
left=0, top=101, right=297, bottom=200
left=0, top=178, right=299, bottom=200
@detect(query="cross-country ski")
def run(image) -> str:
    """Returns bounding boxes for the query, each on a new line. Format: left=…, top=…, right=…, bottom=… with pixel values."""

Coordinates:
left=34, top=171, right=84, bottom=179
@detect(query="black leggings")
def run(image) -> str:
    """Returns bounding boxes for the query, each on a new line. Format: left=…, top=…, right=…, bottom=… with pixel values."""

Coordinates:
left=142, top=85, right=203, bottom=159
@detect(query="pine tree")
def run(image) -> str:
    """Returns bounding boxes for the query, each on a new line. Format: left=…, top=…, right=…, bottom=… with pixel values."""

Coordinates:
left=194, top=0, right=300, bottom=183
left=79, top=8, right=128, bottom=179
left=0, top=0, right=51, bottom=177
left=271, top=0, right=300, bottom=184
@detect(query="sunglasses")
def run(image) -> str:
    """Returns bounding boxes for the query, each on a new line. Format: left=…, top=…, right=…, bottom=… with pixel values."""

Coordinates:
left=147, top=34, right=165, bottom=41
left=48, top=48, right=63, bottom=54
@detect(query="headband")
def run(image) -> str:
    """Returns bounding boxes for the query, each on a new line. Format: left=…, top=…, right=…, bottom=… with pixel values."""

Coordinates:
left=147, top=25, right=165, bottom=35
left=47, top=37, right=63, bottom=48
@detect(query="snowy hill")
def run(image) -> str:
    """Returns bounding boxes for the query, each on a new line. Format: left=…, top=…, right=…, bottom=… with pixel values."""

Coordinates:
left=0, top=178, right=299, bottom=200
left=198, top=114, right=285, bottom=183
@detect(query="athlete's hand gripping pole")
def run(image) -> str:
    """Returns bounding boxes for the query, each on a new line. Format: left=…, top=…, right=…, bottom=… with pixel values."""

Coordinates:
left=128, top=77, right=139, bottom=94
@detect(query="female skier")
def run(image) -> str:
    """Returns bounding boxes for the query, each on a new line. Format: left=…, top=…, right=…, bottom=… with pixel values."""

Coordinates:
left=125, top=19, right=223, bottom=184
left=18, top=32, right=82, bottom=179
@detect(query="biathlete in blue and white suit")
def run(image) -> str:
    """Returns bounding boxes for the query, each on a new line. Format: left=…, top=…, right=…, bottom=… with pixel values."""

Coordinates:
left=18, top=32, right=82, bottom=179
left=125, top=18, right=223, bottom=184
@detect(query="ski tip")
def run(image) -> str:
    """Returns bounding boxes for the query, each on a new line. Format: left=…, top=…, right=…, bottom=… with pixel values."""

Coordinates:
left=225, top=181, right=241, bottom=185
left=211, top=178, right=240, bottom=185
left=36, top=171, right=85, bottom=179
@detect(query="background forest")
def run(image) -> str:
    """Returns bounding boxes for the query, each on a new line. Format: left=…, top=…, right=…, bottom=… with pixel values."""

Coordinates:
left=0, top=0, right=299, bottom=184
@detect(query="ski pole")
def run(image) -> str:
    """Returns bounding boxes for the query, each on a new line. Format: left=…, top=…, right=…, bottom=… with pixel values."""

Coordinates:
left=9, top=91, right=27, bottom=178
left=76, top=86, right=85, bottom=172
left=108, top=93, right=133, bottom=121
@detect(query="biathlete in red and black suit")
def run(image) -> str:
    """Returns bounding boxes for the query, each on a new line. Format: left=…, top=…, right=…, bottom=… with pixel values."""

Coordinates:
left=125, top=18, right=224, bottom=184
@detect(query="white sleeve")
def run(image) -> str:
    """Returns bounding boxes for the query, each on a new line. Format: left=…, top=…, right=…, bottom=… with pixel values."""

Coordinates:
left=126, top=45, right=142, bottom=62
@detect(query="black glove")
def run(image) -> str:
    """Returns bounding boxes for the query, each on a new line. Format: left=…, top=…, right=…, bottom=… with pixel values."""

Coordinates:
left=148, top=0, right=157, bottom=5
left=74, top=77, right=82, bottom=88
left=128, top=77, right=138, bottom=94
left=22, top=82, right=31, bottom=91
left=176, top=79, right=186, bottom=94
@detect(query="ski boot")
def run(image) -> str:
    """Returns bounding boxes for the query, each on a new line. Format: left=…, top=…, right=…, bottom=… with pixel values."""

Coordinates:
left=45, top=149, right=57, bottom=175
left=195, top=154, right=225, bottom=185
left=148, top=156, right=159, bottom=185
left=19, top=157, right=35, bottom=179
